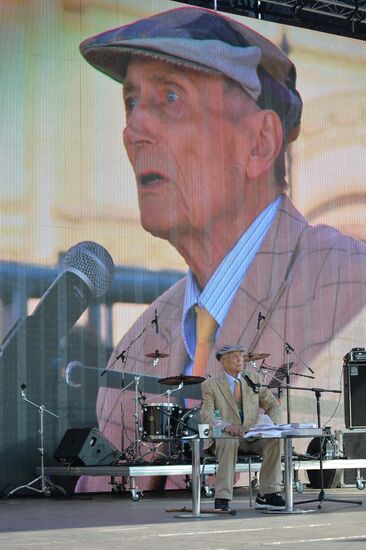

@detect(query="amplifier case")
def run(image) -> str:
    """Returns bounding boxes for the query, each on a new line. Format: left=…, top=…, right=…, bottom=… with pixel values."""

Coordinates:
left=343, top=362, right=366, bottom=429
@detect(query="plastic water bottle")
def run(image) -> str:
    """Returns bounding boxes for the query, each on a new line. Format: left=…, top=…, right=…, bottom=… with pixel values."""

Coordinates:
left=212, top=409, right=223, bottom=438
left=333, top=439, right=340, bottom=459
left=325, top=438, right=334, bottom=460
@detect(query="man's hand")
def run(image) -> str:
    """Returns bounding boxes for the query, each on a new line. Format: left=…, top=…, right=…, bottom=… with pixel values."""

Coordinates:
left=223, top=424, right=243, bottom=436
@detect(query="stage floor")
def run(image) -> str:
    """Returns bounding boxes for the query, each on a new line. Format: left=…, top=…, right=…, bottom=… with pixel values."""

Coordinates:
left=1, top=488, right=366, bottom=549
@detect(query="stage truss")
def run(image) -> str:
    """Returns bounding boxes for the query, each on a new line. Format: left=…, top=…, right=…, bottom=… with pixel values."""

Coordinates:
left=173, top=0, right=366, bottom=40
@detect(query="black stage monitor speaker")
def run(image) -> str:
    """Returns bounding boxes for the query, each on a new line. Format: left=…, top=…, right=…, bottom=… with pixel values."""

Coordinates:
left=54, top=427, right=120, bottom=466
left=340, top=430, right=366, bottom=485
left=343, top=360, right=366, bottom=429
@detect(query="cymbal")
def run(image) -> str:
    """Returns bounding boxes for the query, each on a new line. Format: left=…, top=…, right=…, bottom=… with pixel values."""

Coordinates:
left=145, top=350, right=169, bottom=358
left=159, top=375, right=206, bottom=386
left=243, top=352, right=270, bottom=362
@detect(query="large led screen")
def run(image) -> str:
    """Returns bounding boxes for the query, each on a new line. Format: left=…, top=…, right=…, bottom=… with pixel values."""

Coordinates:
left=1, top=0, right=366, bottom=494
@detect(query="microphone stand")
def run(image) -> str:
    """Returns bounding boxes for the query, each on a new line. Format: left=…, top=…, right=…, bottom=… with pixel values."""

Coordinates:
left=100, top=314, right=157, bottom=378
left=257, top=313, right=314, bottom=423
left=293, top=386, right=362, bottom=508
left=253, top=382, right=361, bottom=511
left=259, top=360, right=314, bottom=401
left=8, top=387, right=66, bottom=497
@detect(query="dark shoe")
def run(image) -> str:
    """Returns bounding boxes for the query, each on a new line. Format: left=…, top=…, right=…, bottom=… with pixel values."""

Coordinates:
left=214, top=498, right=232, bottom=512
left=255, top=493, right=285, bottom=510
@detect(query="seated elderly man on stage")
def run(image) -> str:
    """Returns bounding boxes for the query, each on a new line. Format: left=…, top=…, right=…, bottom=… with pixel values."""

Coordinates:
left=200, top=344, right=284, bottom=511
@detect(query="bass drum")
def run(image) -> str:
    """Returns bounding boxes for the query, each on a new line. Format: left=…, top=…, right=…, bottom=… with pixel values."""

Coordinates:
left=176, top=405, right=206, bottom=460
left=142, top=403, right=184, bottom=441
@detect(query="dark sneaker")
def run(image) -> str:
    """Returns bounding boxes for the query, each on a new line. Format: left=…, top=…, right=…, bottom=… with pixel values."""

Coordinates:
left=214, top=498, right=232, bottom=512
left=255, top=493, right=286, bottom=510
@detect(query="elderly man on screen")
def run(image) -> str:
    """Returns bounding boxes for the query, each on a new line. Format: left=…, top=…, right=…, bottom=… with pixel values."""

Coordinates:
left=77, top=7, right=366, bottom=493
left=201, top=344, right=283, bottom=511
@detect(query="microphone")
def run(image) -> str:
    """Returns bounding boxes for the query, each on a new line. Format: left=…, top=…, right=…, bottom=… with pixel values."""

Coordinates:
left=257, top=312, right=263, bottom=330
left=154, top=308, right=159, bottom=334
left=20, top=383, right=26, bottom=398
left=243, top=374, right=259, bottom=394
left=0, top=241, right=114, bottom=365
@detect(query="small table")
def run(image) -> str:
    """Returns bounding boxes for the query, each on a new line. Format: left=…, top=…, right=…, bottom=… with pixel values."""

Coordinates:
left=182, top=428, right=323, bottom=517
left=248, top=428, right=322, bottom=514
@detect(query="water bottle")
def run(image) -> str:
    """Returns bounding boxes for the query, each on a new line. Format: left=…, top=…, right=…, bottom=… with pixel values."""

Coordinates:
left=212, top=409, right=223, bottom=438
left=333, top=439, right=340, bottom=459
left=325, top=438, right=334, bottom=460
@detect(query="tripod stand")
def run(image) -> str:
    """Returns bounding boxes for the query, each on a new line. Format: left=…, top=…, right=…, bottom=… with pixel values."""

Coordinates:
left=295, top=387, right=362, bottom=509
left=8, top=385, right=66, bottom=497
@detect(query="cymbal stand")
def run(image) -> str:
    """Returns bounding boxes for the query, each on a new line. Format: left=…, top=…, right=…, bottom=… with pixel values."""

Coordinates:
left=100, top=311, right=158, bottom=463
left=144, top=382, right=184, bottom=405
left=120, top=357, right=161, bottom=463
left=294, top=386, right=362, bottom=509
left=257, top=313, right=315, bottom=423
left=8, top=385, right=66, bottom=497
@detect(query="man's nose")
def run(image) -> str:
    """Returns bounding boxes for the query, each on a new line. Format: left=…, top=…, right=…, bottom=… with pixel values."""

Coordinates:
left=123, top=106, right=158, bottom=147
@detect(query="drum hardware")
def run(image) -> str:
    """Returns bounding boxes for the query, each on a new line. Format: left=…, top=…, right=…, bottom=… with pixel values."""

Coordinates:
left=8, top=385, right=67, bottom=497
left=99, top=294, right=166, bottom=453
left=119, top=353, right=166, bottom=464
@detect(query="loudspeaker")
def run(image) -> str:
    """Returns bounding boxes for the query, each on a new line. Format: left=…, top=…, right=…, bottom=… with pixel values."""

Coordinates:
left=338, top=430, right=366, bottom=485
left=54, top=427, right=120, bottom=466
left=343, top=362, right=366, bottom=428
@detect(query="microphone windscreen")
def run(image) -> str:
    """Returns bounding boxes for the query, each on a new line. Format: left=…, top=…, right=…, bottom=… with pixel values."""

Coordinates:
left=63, top=241, right=114, bottom=298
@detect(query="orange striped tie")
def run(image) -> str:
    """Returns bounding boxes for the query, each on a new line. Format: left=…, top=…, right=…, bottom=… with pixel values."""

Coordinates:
left=192, top=305, right=218, bottom=378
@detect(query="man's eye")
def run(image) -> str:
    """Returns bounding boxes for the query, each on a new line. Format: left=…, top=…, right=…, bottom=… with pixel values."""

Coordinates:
left=166, top=90, right=178, bottom=103
left=125, top=96, right=137, bottom=113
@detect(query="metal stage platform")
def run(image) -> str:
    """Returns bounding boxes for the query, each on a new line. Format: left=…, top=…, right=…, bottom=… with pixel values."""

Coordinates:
left=42, top=458, right=366, bottom=500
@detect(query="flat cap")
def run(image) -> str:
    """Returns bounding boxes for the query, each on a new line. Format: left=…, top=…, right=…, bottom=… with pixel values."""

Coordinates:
left=80, top=6, right=302, bottom=142
left=216, top=344, right=246, bottom=361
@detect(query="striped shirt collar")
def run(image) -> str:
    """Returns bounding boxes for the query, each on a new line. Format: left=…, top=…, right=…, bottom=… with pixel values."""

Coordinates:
left=183, top=195, right=283, bottom=361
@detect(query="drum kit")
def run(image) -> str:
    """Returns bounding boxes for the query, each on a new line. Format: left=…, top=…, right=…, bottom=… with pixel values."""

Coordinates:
left=120, top=349, right=276, bottom=465
left=120, top=350, right=205, bottom=465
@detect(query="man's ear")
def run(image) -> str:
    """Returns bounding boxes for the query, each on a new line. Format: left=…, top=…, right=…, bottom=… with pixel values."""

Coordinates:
left=246, top=111, right=284, bottom=180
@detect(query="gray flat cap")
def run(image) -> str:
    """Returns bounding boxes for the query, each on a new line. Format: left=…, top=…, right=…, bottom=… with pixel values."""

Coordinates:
left=80, top=6, right=302, bottom=142
left=216, top=344, right=246, bottom=361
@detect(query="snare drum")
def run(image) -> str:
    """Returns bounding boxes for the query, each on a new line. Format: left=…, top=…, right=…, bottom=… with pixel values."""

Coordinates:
left=142, top=403, right=183, bottom=441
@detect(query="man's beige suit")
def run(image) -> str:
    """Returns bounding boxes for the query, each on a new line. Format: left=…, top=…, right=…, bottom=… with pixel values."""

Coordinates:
left=77, top=195, right=366, bottom=491
left=200, top=370, right=282, bottom=499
